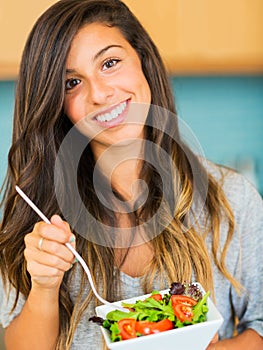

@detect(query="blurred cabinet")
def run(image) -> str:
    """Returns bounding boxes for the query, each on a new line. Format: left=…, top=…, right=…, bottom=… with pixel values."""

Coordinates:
left=0, top=0, right=56, bottom=79
left=1, top=0, right=263, bottom=78
left=125, top=0, right=263, bottom=74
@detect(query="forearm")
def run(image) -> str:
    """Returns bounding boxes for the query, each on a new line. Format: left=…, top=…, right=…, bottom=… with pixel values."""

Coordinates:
left=211, top=329, right=263, bottom=350
left=4, top=287, right=60, bottom=350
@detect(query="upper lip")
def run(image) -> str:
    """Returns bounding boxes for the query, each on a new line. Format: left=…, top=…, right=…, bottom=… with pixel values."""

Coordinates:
left=91, top=99, right=129, bottom=120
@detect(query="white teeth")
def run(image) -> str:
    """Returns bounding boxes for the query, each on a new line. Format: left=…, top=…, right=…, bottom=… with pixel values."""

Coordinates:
left=96, top=101, right=127, bottom=123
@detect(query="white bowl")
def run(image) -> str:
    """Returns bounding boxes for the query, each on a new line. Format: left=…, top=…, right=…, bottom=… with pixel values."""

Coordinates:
left=95, top=285, right=223, bottom=350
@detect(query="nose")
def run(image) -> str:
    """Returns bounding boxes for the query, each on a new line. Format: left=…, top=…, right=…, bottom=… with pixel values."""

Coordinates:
left=87, top=76, right=114, bottom=105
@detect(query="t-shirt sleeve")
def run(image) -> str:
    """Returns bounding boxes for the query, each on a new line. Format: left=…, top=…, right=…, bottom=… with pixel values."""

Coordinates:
left=229, top=174, right=263, bottom=337
left=0, top=275, right=26, bottom=328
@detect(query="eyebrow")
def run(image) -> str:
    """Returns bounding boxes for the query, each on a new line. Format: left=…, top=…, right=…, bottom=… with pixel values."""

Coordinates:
left=66, top=44, right=123, bottom=74
left=94, top=44, right=123, bottom=61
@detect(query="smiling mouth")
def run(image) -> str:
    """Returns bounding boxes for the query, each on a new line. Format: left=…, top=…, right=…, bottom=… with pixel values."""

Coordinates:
left=94, top=101, right=128, bottom=124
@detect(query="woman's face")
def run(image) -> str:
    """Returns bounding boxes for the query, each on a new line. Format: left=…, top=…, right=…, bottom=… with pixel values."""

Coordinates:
left=64, top=22, right=151, bottom=157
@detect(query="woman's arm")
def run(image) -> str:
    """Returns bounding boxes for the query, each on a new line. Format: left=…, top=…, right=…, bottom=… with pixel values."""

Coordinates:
left=5, top=286, right=60, bottom=350
left=207, top=329, right=263, bottom=350
left=4, top=215, right=75, bottom=350
left=206, top=176, right=263, bottom=349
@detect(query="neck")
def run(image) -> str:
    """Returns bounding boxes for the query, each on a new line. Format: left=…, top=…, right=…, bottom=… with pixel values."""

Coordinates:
left=93, top=138, right=145, bottom=201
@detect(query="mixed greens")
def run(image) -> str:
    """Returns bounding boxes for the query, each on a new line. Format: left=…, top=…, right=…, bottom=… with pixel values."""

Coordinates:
left=90, top=282, right=210, bottom=342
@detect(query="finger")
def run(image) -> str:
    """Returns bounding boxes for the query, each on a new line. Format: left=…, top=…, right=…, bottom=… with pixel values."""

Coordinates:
left=25, top=234, right=75, bottom=264
left=210, top=333, right=219, bottom=343
left=26, top=259, right=63, bottom=277
left=50, top=215, right=76, bottom=245
left=27, top=260, right=66, bottom=288
left=205, top=333, right=219, bottom=350
left=38, top=236, right=75, bottom=262
left=34, top=221, right=74, bottom=244
left=26, top=217, right=77, bottom=265
left=25, top=247, right=73, bottom=272
left=50, top=215, right=77, bottom=261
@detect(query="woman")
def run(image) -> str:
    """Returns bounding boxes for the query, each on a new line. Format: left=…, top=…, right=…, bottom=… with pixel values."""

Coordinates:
left=0, top=0, right=262, bottom=349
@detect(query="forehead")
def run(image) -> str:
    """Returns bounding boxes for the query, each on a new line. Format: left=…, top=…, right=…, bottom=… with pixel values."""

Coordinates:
left=70, top=22, right=129, bottom=52
left=65, top=22, right=139, bottom=70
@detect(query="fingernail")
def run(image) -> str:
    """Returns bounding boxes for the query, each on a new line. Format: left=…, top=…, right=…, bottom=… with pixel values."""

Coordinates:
left=54, top=214, right=63, bottom=223
left=69, top=235, right=75, bottom=243
left=70, top=264, right=73, bottom=269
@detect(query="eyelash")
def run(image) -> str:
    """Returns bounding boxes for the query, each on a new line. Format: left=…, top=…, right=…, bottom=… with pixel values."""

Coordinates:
left=65, top=78, right=81, bottom=91
left=102, top=58, right=120, bottom=71
left=65, top=58, right=120, bottom=91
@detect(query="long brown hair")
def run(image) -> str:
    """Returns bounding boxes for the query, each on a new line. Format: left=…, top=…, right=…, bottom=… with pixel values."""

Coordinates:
left=0, top=0, right=239, bottom=348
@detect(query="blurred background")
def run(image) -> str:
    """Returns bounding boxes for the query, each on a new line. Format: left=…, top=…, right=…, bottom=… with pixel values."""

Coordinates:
left=0, top=0, right=263, bottom=347
left=0, top=0, right=263, bottom=194
left=1, top=0, right=263, bottom=195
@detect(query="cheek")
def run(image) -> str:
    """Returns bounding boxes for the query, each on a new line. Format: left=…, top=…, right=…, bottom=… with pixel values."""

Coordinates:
left=142, top=77, right=151, bottom=103
left=132, top=69, right=151, bottom=103
left=64, top=95, right=85, bottom=124
left=119, top=68, right=151, bottom=103
left=138, top=77, right=151, bottom=104
left=132, top=60, right=151, bottom=102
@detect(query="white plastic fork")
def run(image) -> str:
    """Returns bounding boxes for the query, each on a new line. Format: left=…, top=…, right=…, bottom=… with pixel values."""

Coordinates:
left=15, top=185, right=128, bottom=313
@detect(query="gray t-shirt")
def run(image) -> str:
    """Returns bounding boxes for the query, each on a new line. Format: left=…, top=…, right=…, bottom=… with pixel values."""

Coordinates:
left=1, top=163, right=263, bottom=349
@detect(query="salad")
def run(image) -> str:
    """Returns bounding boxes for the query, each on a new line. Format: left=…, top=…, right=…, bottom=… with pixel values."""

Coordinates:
left=90, top=282, right=210, bottom=342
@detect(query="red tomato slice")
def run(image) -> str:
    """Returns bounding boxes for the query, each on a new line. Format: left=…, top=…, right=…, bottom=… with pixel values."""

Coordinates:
left=118, top=319, right=137, bottom=340
left=173, top=304, right=194, bottom=322
left=135, top=319, right=174, bottom=335
left=147, top=293, right=163, bottom=301
left=171, top=295, right=197, bottom=307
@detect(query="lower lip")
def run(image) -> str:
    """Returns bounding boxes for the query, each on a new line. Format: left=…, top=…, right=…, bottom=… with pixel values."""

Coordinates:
left=93, top=101, right=129, bottom=129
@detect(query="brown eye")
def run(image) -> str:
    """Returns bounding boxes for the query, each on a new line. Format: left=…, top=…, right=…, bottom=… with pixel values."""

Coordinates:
left=102, top=58, right=120, bottom=71
left=65, top=78, right=81, bottom=90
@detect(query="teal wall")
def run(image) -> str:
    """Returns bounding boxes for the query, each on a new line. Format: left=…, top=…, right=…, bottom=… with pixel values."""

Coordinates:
left=171, top=76, right=263, bottom=195
left=0, top=76, right=263, bottom=196
left=0, top=81, right=14, bottom=190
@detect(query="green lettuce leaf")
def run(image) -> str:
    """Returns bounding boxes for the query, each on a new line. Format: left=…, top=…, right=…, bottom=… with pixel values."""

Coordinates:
left=192, top=291, right=210, bottom=323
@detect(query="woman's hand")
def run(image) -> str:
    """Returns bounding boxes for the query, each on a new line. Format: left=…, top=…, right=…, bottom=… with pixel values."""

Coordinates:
left=205, top=329, right=263, bottom=349
left=24, top=214, right=76, bottom=291
left=4, top=215, right=75, bottom=350
left=206, top=333, right=219, bottom=350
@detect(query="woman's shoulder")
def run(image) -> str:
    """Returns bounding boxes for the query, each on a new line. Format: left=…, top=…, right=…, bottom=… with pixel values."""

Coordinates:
left=203, top=158, right=242, bottom=184
left=203, top=158, right=263, bottom=217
